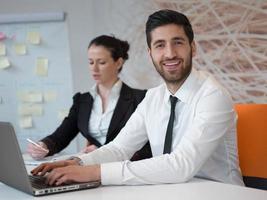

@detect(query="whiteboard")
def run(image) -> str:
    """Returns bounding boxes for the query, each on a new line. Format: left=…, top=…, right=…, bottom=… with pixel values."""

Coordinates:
left=0, top=21, right=77, bottom=153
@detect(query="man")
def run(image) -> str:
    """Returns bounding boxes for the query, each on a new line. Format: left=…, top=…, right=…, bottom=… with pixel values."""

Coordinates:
left=32, top=9, right=244, bottom=186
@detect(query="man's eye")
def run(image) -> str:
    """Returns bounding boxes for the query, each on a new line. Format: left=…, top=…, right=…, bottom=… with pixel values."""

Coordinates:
left=174, top=41, right=183, bottom=45
left=155, top=44, right=164, bottom=48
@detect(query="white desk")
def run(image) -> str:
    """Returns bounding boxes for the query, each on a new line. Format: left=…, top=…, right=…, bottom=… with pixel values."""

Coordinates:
left=1, top=156, right=266, bottom=199
left=0, top=178, right=266, bottom=200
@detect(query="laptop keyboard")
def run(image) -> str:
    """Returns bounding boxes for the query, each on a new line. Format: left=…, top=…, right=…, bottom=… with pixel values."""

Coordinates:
left=29, top=175, right=53, bottom=189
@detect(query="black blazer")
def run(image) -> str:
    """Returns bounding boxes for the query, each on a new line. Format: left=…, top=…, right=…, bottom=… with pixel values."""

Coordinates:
left=41, top=83, right=152, bottom=160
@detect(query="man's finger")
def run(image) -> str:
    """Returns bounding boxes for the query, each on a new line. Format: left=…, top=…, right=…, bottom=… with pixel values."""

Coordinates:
left=46, top=169, right=65, bottom=185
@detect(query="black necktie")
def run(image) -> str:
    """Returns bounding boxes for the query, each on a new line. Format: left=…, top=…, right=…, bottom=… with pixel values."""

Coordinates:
left=163, top=95, right=178, bottom=154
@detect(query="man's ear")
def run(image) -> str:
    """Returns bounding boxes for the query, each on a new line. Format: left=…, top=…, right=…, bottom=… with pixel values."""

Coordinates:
left=147, top=47, right=152, bottom=58
left=191, top=41, right=196, bottom=57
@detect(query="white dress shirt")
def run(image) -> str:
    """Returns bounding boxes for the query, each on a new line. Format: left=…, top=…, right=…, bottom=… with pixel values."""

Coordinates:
left=88, top=80, right=122, bottom=145
left=79, top=69, right=244, bottom=186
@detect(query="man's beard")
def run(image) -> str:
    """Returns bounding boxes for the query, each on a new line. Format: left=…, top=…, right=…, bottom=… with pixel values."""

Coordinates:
left=152, top=51, right=193, bottom=85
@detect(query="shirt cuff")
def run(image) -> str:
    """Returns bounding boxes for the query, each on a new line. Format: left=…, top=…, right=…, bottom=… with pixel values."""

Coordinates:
left=101, top=162, right=124, bottom=185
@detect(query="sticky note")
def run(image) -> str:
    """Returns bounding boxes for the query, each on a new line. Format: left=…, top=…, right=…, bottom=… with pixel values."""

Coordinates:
left=19, top=116, right=33, bottom=128
left=18, top=105, right=31, bottom=116
left=0, top=32, right=6, bottom=40
left=17, top=92, right=28, bottom=102
left=58, top=109, right=69, bottom=120
left=30, top=105, right=43, bottom=116
left=27, top=31, right=41, bottom=45
left=18, top=104, right=43, bottom=116
left=0, top=43, right=6, bottom=56
left=14, top=44, right=27, bottom=55
left=28, top=92, right=43, bottom=103
left=0, top=57, right=10, bottom=69
left=44, top=91, right=57, bottom=102
left=35, top=57, right=48, bottom=76
left=17, top=91, right=43, bottom=103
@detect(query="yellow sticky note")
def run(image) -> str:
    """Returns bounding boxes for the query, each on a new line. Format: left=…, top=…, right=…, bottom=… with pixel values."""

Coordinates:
left=17, top=91, right=42, bottom=103
left=27, top=31, right=41, bottom=45
left=19, top=116, right=33, bottom=129
left=30, top=105, right=43, bottom=116
left=28, top=92, right=43, bottom=103
left=14, top=44, right=27, bottom=55
left=0, top=57, right=10, bottom=69
left=0, top=43, right=6, bottom=56
left=18, top=104, right=43, bottom=116
left=35, top=57, right=48, bottom=76
left=17, top=92, right=28, bottom=102
left=44, top=91, right=57, bottom=102
left=30, top=92, right=42, bottom=103
left=58, top=109, right=69, bottom=120
left=18, top=105, right=31, bottom=116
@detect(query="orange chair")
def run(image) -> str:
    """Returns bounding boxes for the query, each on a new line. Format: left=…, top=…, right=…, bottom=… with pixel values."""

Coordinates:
left=235, top=104, right=267, bottom=190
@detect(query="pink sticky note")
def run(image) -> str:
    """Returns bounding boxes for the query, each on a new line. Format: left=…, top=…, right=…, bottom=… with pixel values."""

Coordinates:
left=0, top=32, right=6, bottom=41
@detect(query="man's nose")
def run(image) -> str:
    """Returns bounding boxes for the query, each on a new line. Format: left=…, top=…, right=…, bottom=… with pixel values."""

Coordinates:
left=164, top=44, right=177, bottom=59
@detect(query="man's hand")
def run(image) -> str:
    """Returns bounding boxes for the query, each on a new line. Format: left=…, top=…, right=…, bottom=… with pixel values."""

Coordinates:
left=31, top=160, right=78, bottom=176
left=45, top=165, right=101, bottom=185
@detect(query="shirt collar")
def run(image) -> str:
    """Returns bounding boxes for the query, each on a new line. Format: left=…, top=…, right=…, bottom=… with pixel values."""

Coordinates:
left=163, top=68, right=200, bottom=104
left=89, top=79, right=122, bottom=99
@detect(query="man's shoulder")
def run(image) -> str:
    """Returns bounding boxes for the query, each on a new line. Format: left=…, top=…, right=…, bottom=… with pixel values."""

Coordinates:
left=143, top=83, right=166, bottom=102
left=197, top=70, right=230, bottom=96
left=195, top=70, right=233, bottom=106
left=147, top=83, right=166, bottom=94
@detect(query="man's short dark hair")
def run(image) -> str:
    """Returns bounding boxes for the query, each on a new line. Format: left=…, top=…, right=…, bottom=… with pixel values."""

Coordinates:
left=146, top=9, right=194, bottom=48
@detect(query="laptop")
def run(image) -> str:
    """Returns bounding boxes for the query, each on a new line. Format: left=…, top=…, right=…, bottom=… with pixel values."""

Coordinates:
left=0, top=121, right=100, bottom=196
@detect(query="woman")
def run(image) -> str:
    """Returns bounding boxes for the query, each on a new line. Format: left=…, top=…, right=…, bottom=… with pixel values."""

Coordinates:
left=27, top=35, right=151, bottom=161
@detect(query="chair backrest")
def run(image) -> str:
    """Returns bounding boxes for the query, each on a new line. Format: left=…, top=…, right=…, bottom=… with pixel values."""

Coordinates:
left=235, top=104, right=267, bottom=190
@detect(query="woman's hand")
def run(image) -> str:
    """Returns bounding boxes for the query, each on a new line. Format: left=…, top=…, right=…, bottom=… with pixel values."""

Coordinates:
left=27, top=141, right=49, bottom=160
left=81, top=144, right=98, bottom=153
left=81, top=141, right=98, bottom=153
